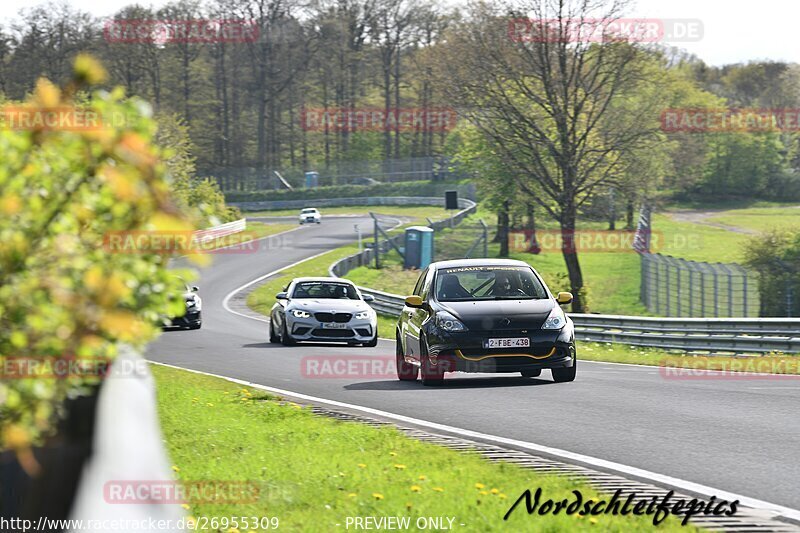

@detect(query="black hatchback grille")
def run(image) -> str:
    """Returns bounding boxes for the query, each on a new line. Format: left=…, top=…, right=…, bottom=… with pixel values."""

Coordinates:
left=314, top=312, right=352, bottom=323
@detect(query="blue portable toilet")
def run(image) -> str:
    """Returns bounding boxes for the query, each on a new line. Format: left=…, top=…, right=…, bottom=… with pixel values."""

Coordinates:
left=305, top=171, right=319, bottom=188
left=404, top=226, right=434, bottom=269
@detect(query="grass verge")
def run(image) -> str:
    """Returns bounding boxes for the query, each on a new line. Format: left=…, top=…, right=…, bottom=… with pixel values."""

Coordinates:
left=153, top=364, right=697, bottom=532
left=578, top=343, right=800, bottom=374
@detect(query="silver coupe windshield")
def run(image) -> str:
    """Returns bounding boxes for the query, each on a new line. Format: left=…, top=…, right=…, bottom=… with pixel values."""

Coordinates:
left=291, top=282, right=359, bottom=300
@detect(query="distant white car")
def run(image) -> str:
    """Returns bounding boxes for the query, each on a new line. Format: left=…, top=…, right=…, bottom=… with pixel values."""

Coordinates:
left=299, top=208, right=321, bottom=224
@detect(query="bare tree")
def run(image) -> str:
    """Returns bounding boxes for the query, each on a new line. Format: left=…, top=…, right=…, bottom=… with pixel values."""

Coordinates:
left=437, top=0, right=663, bottom=311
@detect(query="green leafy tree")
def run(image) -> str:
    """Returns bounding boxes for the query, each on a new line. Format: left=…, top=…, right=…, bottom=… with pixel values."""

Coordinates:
left=743, top=230, right=800, bottom=317
left=156, top=113, right=241, bottom=224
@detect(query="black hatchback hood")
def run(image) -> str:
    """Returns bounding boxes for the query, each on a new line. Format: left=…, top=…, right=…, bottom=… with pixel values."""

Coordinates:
left=438, top=299, right=554, bottom=331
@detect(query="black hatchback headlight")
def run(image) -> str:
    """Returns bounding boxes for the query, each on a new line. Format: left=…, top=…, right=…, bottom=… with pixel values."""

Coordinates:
left=435, top=311, right=468, bottom=332
left=541, top=306, right=566, bottom=330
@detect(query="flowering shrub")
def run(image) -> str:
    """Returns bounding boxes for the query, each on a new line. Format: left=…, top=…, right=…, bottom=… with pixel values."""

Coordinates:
left=0, top=55, right=196, bottom=460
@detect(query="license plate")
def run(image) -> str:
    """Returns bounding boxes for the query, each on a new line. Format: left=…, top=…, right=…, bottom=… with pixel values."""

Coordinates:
left=323, top=322, right=348, bottom=329
left=484, top=337, right=530, bottom=349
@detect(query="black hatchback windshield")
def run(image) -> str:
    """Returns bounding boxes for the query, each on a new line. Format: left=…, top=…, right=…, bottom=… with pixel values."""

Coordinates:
left=434, top=266, right=548, bottom=301
left=291, top=282, right=359, bottom=300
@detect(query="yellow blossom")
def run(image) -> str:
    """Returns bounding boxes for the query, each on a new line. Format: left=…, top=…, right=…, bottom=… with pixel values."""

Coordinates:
left=410, top=486, right=421, bottom=492
left=475, top=483, right=485, bottom=490
left=74, top=54, right=108, bottom=85
left=372, top=493, right=384, bottom=500
left=0, top=194, right=21, bottom=215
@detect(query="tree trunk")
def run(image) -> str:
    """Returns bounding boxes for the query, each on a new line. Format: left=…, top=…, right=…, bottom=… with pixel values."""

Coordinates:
left=560, top=207, right=585, bottom=312
left=608, top=187, right=616, bottom=230
left=382, top=43, right=392, bottom=160
left=527, top=203, right=540, bottom=254
left=497, top=200, right=510, bottom=257
left=393, top=36, right=401, bottom=159
left=322, top=70, right=330, bottom=171
left=182, top=48, right=191, bottom=123
left=626, top=199, right=635, bottom=230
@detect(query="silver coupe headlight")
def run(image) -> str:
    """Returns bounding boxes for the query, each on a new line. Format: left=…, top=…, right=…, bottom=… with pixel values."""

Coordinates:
left=292, top=309, right=311, bottom=318
left=354, top=310, right=372, bottom=320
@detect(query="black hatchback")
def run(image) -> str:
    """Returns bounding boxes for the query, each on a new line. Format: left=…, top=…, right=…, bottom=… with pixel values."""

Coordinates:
left=395, top=259, right=576, bottom=386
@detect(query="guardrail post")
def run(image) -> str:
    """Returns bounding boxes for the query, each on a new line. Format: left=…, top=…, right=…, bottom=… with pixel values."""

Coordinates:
left=726, top=266, right=734, bottom=317
left=654, top=256, right=660, bottom=314
left=639, top=254, right=647, bottom=306
left=665, top=262, right=671, bottom=317
left=372, top=212, right=380, bottom=269
left=699, top=263, right=708, bottom=317
left=676, top=261, right=682, bottom=316
left=700, top=270, right=706, bottom=317
left=742, top=268, right=748, bottom=317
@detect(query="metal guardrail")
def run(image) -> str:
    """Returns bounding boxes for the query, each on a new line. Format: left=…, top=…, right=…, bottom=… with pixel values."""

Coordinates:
left=192, top=218, right=246, bottom=242
left=570, top=315, right=800, bottom=354
left=232, top=195, right=475, bottom=212
left=336, top=267, right=800, bottom=354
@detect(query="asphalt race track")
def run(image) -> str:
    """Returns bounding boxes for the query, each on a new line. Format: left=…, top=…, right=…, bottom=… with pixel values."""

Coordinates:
left=146, top=215, right=800, bottom=512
